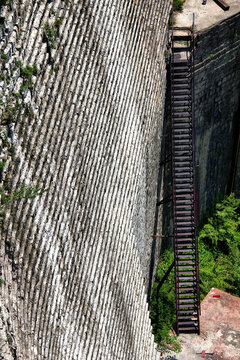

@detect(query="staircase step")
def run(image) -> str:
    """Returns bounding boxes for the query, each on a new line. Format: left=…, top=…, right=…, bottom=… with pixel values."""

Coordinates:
left=177, top=250, right=195, bottom=254
left=175, top=198, right=194, bottom=202
left=177, top=255, right=195, bottom=260
left=174, top=154, right=192, bottom=159
left=172, top=66, right=190, bottom=72
left=173, top=124, right=192, bottom=130
left=172, top=62, right=190, bottom=67
left=174, top=145, right=192, bottom=150
left=172, top=47, right=191, bottom=53
left=174, top=164, right=193, bottom=168
left=173, top=102, right=191, bottom=108
left=172, top=58, right=190, bottom=64
left=173, top=140, right=191, bottom=145
left=175, top=187, right=194, bottom=192
left=172, top=89, right=191, bottom=94
left=178, top=286, right=196, bottom=291
left=175, top=166, right=193, bottom=171
left=173, top=93, right=191, bottom=99
left=174, top=78, right=190, bottom=83
left=179, top=304, right=198, bottom=309
left=178, top=309, right=198, bottom=314
left=176, top=240, right=195, bottom=244
left=172, top=101, right=191, bottom=108
left=175, top=185, right=193, bottom=190
left=174, top=175, right=193, bottom=179
left=176, top=208, right=194, bottom=213
left=178, top=327, right=199, bottom=333
left=175, top=174, right=193, bottom=178
left=176, top=234, right=195, bottom=239
left=173, top=133, right=192, bottom=138
left=176, top=237, right=194, bottom=242
left=213, top=0, right=230, bottom=11
left=173, top=112, right=191, bottom=117
left=173, top=134, right=192, bottom=140
left=175, top=163, right=192, bottom=168
left=179, top=299, right=196, bottom=304
left=176, top=224, right=194, bottom=229
left=177, top=268, right=196, bottom=274
left=178, top=315, right=198, bottom=320
left=173, top=83, right=190, bottom=88
left=172, top=35, right=192, bottom=41
left=175, top=192, right=194, bottom=196
left=175, top=181, right=193, bottom=186
left=172, top=73, right=190, bottom=79
left=176, top=215, right=193, bottom=219
left=175, top=201, right=194, bottom=206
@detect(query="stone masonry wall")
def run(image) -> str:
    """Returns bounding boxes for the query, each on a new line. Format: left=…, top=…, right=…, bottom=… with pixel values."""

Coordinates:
left=0, top=0, right=170, bottom=359
left=194, top=12, right=240, bottom=218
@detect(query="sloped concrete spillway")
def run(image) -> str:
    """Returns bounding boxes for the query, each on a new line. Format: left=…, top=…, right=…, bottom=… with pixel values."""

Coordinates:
left=0, top=0, right=171, bottom=359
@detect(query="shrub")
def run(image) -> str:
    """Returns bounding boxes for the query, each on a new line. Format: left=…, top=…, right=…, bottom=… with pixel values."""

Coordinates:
left=43, top=21, right=58, bottom=49
left=1, top=53, right=8, bottom=60
left=173, top=0, right=184, bottom=11
left=0, top=160, right=5, bottom=173
left=150, top=250, right=177, bottom=349
left=198, top=193, right=240, bottom=299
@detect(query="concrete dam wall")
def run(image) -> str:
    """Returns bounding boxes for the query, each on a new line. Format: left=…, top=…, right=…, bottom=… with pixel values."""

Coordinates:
left=0, top=0, right=170, bottom=359
left=0, top=0, right=240, bottom=359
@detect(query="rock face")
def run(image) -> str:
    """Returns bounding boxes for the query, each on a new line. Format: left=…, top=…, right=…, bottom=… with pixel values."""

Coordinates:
left=194, top=12, right=240, bottom=217
left=0, top=0, right=170, bottom=359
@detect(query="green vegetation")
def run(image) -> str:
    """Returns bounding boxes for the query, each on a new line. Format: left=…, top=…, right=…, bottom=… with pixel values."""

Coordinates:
left=43, top=18, right=62, bottom=49
left=0, top=57, right=45, bottom=223
left=173, top=0, right=184, bottom=11
left=12, top=183, right=47, bottom=200
left=150, top=250, right=180, bottom=353
left=0, top=183, right=47, bottom=222
left=168, top=13, right=176, bottom=26
left=43, top=21, right=57, bottom=49
left=1, top=53, right=8, bottom=60
left=199, top=193, right=240, bottom=299
left=0, top=0, right=11, bottom=7
left=0, top=160, right=5, bottom=174
left=0, top=133, right=9, bottom=147
left=7, top=335, right=13, bottom=345
left=0, top=60, right=37, bottom=125
left=150, top=194, right=240, bottom=353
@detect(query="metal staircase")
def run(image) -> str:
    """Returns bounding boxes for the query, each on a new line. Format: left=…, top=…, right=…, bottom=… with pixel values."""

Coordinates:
left=171, top=26, right=200, bottom=335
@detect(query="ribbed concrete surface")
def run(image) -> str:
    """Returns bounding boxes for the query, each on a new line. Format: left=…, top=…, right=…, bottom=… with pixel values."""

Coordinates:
left=0, top=0, right=170, bottom=359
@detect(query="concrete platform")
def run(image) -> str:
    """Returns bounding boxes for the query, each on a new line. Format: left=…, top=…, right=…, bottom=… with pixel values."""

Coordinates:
left=175, top=0, right=240, bottom=32
left=177, top=288, right=240, bottom=359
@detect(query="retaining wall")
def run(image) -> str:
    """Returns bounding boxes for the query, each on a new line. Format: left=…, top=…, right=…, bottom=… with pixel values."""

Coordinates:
left=194, top=12, right=240, bottom=217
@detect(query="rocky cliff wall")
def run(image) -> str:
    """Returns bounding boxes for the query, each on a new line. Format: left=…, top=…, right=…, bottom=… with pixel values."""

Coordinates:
left=194, top=12, right=240, bottom=218
left=0, top=0, right=170, bottom=359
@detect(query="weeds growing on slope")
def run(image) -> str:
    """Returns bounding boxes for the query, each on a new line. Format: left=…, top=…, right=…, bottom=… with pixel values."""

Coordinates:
left=150, top=193, right=240, bottom=353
